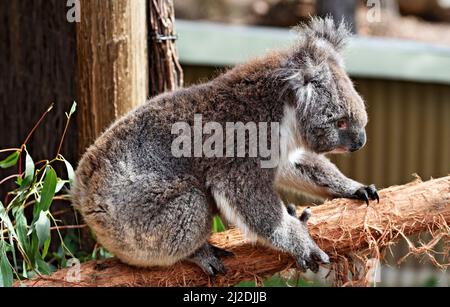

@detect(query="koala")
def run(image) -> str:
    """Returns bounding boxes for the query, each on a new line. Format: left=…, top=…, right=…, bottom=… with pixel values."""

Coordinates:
left=72, top=17, right=378, bottom=276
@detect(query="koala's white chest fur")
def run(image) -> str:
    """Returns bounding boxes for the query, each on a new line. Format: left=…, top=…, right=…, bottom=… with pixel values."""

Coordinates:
left=275, top=105, right=314, bottom=193
left=278, top=104, right=306, bottom=168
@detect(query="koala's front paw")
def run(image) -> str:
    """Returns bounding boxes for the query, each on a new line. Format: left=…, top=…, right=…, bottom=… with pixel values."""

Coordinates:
left=295, top=208, right=330, bottom=273
left=353, top=184, right=379, bottom=205
left=296, top=246, right=330, bottom=273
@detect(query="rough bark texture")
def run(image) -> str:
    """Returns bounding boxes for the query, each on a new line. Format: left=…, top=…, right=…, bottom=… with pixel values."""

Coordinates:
left=76, top=0, right=148, bottom=155
left=0, top=0, right=78, bottom=199
left=148, top=0, right=183, bottom=97
left=19, top=176, right=450, bottom=287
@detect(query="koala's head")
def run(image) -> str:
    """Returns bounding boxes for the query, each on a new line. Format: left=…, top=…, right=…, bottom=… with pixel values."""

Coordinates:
left=277, top=17, right=368, bottom=154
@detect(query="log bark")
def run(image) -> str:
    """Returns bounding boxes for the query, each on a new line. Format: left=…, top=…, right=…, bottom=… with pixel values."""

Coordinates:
left=76, top=0, right=148, bottom=155
left=20, top=176, right=450, bottom=287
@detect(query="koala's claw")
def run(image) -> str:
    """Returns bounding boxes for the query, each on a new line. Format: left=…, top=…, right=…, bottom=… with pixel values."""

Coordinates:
left=199, top=256, right=227, bottom=276
left=299, top=207, right=311, bottom=223
left=353, top=184, right=379, bottom=205
left=297, top=259, right=308, bottom=273
left=296, top=247, right=330, bottom=273
left=307, top=259, right=320, bottom=273
left=368, top=185, right=380, bottom=203
left=295, top=207, right=329, bottom=273
left=188, top=244, right=229, bottom=276
left=312, top=249, right=330, bottom=265
left=287, top=203, right=297, bottom=217
left=211, top=244, right=234, bottom=258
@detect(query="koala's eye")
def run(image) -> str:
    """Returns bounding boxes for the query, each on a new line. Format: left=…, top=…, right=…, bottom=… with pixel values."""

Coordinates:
left=336, top=119, right=348, bottom=130
left=307, top=78, right=320, bottom=86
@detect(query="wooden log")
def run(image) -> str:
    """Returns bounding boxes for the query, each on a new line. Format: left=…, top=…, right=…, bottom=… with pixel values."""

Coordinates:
left=19, top=176, right=450, bottom=287
left=76, top=0, right=148, bottom=155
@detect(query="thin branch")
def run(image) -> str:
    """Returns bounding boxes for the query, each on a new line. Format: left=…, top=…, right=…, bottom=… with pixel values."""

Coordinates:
left=18, top=104, right=54, bottom=175
left=50, top=225, right=87, bottom=231
left=0, top=174, right=20, bottom=186
left=56, top=113, right=73, bottom=158
left=0, top=148, right=21, bottom=154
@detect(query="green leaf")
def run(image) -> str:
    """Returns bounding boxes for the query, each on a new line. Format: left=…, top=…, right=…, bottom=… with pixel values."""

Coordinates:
left=0, top=241, right=11, bottom=253
left=20, top=148, right=35, bottom=189
left=22, top=262, right=28, bottom=279
left=35, top=211, right=50, bottom=247
left=0, top=202, right=16, bottom=238
left=62, top=157, right=75, bottom=188
left=0, top=151, right=20, bottom=169
left=38, top=166, right=57, bottom=212
left=7, top=233, right=17, bottom=275
left=29, top=230, right=40, bottom=264
left=212, top=216, right=226, bottom=233
left=42, top=237, right=51, bottom=259
left=12, top=207, right=30, bottom=254
left=36, top=258, right=52, bottom=275
left=0, top=249, right=13, bottom=287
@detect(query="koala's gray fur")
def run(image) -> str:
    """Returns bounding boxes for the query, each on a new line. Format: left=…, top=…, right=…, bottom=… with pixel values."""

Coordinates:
left=73, top=17, right=378, bottom=275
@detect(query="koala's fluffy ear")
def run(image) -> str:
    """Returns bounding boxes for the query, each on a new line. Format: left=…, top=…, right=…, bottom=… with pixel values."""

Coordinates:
left=294, top=16, right=351, bottom=54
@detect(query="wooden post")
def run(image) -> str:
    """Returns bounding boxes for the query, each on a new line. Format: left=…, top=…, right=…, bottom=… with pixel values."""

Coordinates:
left=76, top=0, right=148, bottom=155
left=148, top=0, right=183, bottom=97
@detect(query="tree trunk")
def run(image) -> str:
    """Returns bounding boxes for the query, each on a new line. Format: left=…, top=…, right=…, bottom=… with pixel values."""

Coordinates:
left=76, top=0, right=148, bottom=155
left=0, top=0, right=78, bottom=199
left=148, top=0, right=183, bottom=97
left=18, top=176, right=450, bottom=287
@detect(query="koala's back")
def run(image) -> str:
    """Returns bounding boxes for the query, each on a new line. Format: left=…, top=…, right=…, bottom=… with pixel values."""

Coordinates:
left=72, top=88, right=209, bottom=266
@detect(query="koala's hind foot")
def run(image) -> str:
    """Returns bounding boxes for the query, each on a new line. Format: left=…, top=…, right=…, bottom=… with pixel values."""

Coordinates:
left=210, top=244, right=234, bottom=258
left=187, top=243, right=229, bottom=276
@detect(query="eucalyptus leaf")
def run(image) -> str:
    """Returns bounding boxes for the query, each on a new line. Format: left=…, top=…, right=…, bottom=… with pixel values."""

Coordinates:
left=38, top=166, right=57, bottom=212
left=35, top=211, right=50, bottom=247
left=22, top=262, right=28, bottom=279
left=0, top=250, right=13, bottom=287
left=212, top=216, right=226, bottom=232
left=42, top=237, right=51, bottom=259
left=20, top=148, right=35, bottom=190
left=12, top=207, right=30, bottom=254
left=7, top=233, right=18, bottom=275
left=62, top=157, right=75, bottom=188
left=55, top=180, right=66, bottom=193
left=0, top=151, right=20, bottom=169
left=0, top=202, right=17, bottom=238
left=0, top=241, right=12, bottom=252
left=29, top=231, right=39, bottom=264
left=36, top=258, right=52, bottom=275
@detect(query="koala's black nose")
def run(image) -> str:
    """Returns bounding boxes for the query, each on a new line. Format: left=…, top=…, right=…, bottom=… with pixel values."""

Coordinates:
left=350, top=131, right=366, bottom=152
